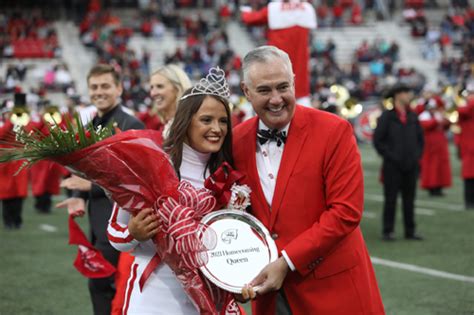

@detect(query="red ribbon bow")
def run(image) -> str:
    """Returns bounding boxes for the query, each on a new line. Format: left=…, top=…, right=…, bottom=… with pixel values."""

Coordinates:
left=139, top=181, right=217, bottom=291
left=204, top=162, right=245, bottom=209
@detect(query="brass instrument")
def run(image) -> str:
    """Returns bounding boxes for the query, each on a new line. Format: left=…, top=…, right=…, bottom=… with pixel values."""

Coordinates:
left=43, top=105, right=63, bottom=125
left=441, top=85, right=465, bottom=133
left=382, top=97, right=394, bottom=110
left=329, top=85, right=363, bottom=119
left=10, top=106, right=30, bottom=126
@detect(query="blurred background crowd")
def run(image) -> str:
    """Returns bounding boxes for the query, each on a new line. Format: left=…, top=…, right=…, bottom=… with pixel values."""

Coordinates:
left=1, top=0, right=473, bottom=217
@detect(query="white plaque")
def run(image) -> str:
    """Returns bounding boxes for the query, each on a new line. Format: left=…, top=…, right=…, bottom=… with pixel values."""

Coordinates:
left=199, top=209, right=278, bottom=293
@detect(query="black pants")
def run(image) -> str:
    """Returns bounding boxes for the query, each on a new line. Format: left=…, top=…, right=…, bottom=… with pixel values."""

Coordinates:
left=1, top=197, right=24, bottom=229
left=276, top=289, right=292, bottom=315
left=35, top=193, right=52, bottom=213
left=88, top=240, right=120, bottom=315
left=382, top=161, right=418, bottom=237
left=464, top=178, right=474, bottom=210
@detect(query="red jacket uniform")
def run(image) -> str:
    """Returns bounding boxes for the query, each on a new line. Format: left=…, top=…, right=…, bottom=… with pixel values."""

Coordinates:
left=0, top=120, right=28, bottom=199
left=418, top=110, right=452, bottom=189
left=136, top=110, right=164, bottom=145
left=28, top=119, right=69, bottom=197
left=233, top=106, right=384, bottom=315
left=241, top=1, right=316, bottom=99
left=458, top=97, right=474, bottom=179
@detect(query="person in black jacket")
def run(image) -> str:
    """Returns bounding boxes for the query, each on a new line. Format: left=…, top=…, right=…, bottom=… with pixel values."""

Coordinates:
left=57, top=64, right=144, bottom=315
left=373, top=83, right=424, bottom=241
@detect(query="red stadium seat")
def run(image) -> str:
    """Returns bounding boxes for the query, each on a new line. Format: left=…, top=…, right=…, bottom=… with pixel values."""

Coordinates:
left=12, top=39, right=54, bottom=58
left=405, top=0, right=424, bottom=8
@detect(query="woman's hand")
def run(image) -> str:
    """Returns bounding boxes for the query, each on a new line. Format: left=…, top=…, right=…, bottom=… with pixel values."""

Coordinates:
left=128, top=208, right=160, bottom=241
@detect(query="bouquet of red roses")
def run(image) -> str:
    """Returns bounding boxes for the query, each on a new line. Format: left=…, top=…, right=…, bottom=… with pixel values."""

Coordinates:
left=0, top=117, right=240, bottom=314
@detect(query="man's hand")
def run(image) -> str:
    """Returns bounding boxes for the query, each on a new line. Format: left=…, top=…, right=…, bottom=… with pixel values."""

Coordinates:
left=234, top=284, right=257, bottom=303
left=128, top=208, right=160, bottom=241
left=250, top=257, right=289, bottom=295
left=56, top=197, right=86, bottom=217
left=60, top=175, right=92, bottom=191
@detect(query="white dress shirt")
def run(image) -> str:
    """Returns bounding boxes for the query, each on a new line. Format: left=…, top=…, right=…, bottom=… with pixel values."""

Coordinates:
left=256, top=120, right=296, bottom=271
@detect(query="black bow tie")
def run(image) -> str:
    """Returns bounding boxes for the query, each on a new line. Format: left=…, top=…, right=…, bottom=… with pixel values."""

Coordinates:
left=257, top=129, right=287, bottom=147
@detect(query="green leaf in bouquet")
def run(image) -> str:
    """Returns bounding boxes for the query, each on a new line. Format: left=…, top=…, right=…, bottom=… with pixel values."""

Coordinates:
left=0, top=113, right=115, bottom=171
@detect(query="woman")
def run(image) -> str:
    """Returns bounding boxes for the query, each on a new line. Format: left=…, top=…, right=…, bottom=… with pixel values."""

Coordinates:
left=107, top=70, right=237, bottom=314
left=137, top=64, right=192, bottom=144
left=112, top=64, right=192, bottom=315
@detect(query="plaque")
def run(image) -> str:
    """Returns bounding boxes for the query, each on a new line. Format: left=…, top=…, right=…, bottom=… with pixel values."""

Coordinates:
left=199, top=209, right=278, bottom=293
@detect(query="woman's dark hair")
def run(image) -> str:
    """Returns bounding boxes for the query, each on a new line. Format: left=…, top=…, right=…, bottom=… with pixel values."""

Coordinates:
left=163, top=89, right=234, bottom=179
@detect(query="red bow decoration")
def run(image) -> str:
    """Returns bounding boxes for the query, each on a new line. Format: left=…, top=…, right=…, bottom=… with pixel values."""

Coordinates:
left=139, top=181, right=217, bottom=291
left=204, top=162, right=245, bottom=208
left=68, top=215, right=116, bottom=278
left=156, top=181, right=217, bottom=269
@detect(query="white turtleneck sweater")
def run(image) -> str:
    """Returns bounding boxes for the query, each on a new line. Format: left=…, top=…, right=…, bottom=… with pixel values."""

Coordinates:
left=107, top=144, right=211, bottom=315
left=179, top=142, right=210, bottom=189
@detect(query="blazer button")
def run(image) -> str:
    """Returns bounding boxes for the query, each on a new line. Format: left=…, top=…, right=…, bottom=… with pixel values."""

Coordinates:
left=271, top=233, right=278, bottom=240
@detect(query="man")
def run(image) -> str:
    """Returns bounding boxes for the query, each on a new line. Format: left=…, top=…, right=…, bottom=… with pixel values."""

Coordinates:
left=373, top=83, right=424, bottom=241
left=457, top=82, right=474, bottom=209
left=57, top=64, right=144, bottom=315
left=241, top=0, right=316, bottom=107
left=0, top=94, right=28, bottom=229
left=234, top=46, right=384, bottom=315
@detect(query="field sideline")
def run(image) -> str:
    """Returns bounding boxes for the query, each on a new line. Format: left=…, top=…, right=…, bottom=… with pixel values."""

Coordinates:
left=1, top=144, right=473, bottom=314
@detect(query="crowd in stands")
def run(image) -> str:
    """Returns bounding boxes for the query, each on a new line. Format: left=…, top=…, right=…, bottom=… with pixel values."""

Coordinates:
left=3, top=0, right=472, bottom=114
left=1, top=61, right=74, bottom=95
left=436, top=9, right=474, bottom=87
left=79, top=2, right=150, bottom=110
left=0, top=10, right=61, bottom=59
left=76, top=0, right=244, bottom=110
left=0, top=8, right=74, bottom=108
left=399, top=1, right=474, bottom=88
left=309, top=36, right=425, bottom=105
left=164, top=26, right=242, bottom=94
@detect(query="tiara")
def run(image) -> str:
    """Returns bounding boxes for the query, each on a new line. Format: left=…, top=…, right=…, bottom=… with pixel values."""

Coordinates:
left=181, top=67, right=230, bottom=100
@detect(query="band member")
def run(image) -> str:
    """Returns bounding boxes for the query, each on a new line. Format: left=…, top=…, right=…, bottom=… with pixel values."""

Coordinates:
left=241, top=0, right=317, bottom=107
left=418, top=97, right=452, bottom=196
left=0, top=94, right=29, bottom=229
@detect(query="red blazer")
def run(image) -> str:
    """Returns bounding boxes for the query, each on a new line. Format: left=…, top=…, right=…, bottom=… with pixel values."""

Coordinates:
left=233, top=106, right=384, bottom=315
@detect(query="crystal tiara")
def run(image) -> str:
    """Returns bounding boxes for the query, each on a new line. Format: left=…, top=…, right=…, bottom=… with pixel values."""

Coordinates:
left=181, top=67, right=230, bottom=101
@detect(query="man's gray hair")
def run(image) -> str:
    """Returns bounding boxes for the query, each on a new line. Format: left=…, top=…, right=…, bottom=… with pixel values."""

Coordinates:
left=242, top=46, right=294, bottom=86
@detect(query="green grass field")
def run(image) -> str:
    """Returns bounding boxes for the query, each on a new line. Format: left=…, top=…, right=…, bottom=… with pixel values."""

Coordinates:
left=1, top=144, right=473, bottom=315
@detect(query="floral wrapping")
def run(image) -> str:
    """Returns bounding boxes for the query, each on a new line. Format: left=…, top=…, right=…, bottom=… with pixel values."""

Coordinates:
left=48, top=129, right=240, bottom=314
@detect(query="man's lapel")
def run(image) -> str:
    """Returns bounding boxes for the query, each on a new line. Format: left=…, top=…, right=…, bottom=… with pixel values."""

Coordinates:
left=269, top=107, right=308, bottom=229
